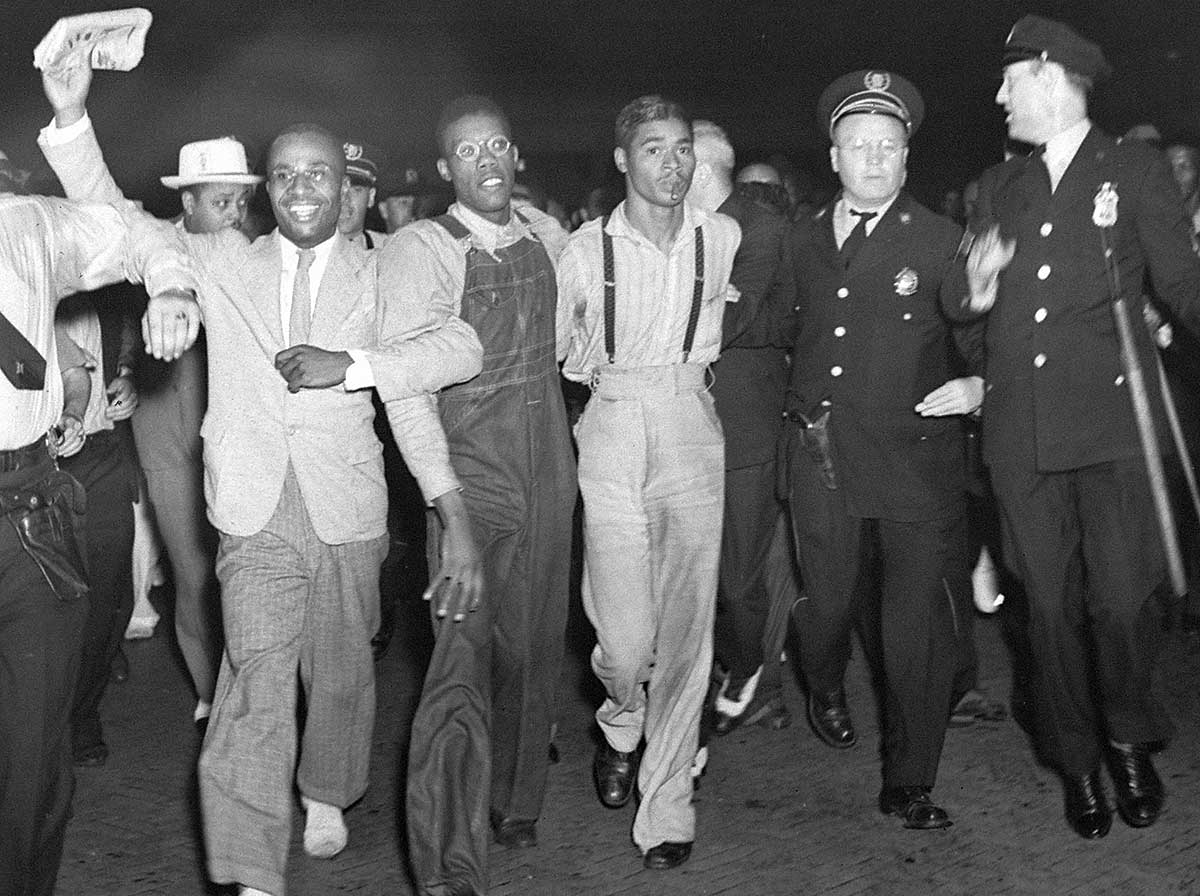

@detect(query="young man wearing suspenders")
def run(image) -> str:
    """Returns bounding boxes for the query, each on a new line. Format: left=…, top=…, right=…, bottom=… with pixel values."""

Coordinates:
left=557, top=95, right=741, bottom=871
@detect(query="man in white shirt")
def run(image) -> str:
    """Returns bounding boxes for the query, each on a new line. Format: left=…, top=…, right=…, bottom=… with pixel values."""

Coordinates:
left=40, top=62, right=484, bottom=896
left=557, top=94, right=740, bottom=872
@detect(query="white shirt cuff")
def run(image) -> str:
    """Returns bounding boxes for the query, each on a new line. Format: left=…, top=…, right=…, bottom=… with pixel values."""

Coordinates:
left=343, top=349, right=375, bottom=391
left=41, top=112, right=92, bottom=146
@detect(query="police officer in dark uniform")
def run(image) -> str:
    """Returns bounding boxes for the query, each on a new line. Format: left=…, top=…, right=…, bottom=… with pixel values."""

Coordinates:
left=784, top=69, right=980, bottom=830
left=958, top=15, right=1200, bottom=839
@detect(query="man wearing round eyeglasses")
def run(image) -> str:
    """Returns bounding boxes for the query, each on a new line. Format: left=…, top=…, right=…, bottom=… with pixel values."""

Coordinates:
left=781, top=69, right=983, bottom=830
left=380, top=95, right=576, bottom=896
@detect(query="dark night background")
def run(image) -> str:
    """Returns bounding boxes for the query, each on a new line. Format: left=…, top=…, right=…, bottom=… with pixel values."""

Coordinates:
left=2, top=0, right=1199, bottom=217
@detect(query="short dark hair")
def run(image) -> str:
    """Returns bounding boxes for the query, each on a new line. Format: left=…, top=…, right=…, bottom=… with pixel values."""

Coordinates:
left=436, top=95, right=513, bottom=157
left=614, top=95, right=690, bottom=151
left=267, top=123, right=345, bottom=177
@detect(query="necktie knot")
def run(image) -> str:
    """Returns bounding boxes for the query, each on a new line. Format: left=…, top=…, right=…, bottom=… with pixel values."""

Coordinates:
left=840, top=209, right=878, bottom=265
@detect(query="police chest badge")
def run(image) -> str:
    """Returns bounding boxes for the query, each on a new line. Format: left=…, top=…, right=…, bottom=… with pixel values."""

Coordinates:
left=1093, top=182, right=1119, bottom=228
left=894, top=267, right=919, bottom=296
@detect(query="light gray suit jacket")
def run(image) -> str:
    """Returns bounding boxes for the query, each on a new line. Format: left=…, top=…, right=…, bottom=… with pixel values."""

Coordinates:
left=42, top=118, right=483, bottom=544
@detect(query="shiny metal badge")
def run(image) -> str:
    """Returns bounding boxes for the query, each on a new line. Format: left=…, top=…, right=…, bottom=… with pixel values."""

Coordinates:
left=1093, top=181, right=1119, bottom=228
left=894, top=266, right=919, bottom=296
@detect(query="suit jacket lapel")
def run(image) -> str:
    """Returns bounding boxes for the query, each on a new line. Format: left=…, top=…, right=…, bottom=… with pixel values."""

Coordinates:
left=308, top=236, right=367, bottom=345
left=239, top=231, right=285, bottom=349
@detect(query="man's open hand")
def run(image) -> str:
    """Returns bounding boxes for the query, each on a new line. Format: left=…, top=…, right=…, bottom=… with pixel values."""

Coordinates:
left=424, top=490, right=484, bottom=622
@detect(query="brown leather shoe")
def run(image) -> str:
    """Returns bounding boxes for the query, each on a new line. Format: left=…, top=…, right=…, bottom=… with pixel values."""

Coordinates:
left=593, top=742, right=638, bottom=808
left=807, top=689, right=856, bottom=748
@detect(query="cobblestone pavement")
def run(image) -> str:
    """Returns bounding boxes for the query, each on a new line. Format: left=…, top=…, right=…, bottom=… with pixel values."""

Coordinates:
left=56, top=589, right=1200, bottom=896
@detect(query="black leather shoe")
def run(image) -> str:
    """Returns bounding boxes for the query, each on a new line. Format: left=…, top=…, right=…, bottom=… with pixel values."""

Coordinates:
left=1107, top=742, right=1164, bottom=828
left=879, top=785, right=952, bottom=830
left=643, top=840, right=692, bottom=870
left=493, top=818, right=537, bottom=849
left=807, top=689, right=856, bottom=748
left=1062, top=771, right=1112, bottom=839
left=593, top=742, right=638, bottom=809
left=73, top=742, right=109, bottom=767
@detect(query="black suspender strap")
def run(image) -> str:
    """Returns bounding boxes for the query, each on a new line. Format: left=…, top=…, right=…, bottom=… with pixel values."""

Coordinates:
left=363, top=231, right=374, bottom=251
left=601, top=214, right=616, bottom=364
left=681, top=226, right=704, bottom=362
left=432, top=213, right=472, bottom=241
left=600, top=217, right=705, bottom=365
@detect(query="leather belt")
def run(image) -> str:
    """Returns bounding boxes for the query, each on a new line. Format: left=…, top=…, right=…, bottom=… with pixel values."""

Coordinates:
left=0, top=438, right=50, bottom=473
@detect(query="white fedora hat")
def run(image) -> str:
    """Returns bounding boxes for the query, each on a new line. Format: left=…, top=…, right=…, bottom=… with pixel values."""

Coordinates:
left=161, top=137, right=264, bottom=189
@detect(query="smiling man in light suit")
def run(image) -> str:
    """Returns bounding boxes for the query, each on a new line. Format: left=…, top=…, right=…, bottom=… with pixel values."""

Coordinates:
left=40, top=62, right=485, bottom=896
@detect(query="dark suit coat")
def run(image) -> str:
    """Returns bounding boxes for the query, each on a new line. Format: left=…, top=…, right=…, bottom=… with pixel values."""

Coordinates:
left=955, top=127, right=1200, bottom=473
left=711, top=192, right=797, bottom=469
left=786, top=191, right=969, bottom=522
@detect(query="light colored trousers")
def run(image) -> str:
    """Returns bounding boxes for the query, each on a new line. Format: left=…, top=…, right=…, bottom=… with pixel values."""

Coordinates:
left=198, top=470, right=386, bottom=896
left=576, top=364, right=724, bottom=851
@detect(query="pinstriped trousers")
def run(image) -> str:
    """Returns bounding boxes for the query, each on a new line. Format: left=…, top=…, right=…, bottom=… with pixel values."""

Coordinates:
left=577, top=364, right=724, bottom=852
left=198, top=469, right=387, bottom=896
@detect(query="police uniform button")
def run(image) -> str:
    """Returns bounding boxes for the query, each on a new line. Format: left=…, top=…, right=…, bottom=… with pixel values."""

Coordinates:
left=1040, top=222, right=1053, bottom=237
left=1115, top=374, right=1125, bottom=386
left=821, top=399, right=832, bottom=407
left=834, top=326, right=846, bottom=337
left=1037, top=264, right=1051, bottom=280
left=831, top=365, right=843, bottom=377
left=1034, top=307, right=1047, bottom=322
left=902, top=312, right=913, bottom=321
left=793, top=305, right=801, bottom=312
left=837, top=287, right=849, bottom=298
left=1034, top=353, right=1046, bottom=368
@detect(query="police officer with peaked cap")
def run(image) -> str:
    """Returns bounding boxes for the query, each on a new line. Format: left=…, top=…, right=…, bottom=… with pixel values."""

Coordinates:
left=338, top=139, right=388, bottom=250
left=952, top=14, right=1200, bottom=839
left=783, top=69, right=984, bottom=829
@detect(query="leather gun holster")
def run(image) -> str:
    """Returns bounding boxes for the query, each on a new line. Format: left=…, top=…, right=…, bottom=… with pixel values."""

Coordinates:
left=1, top=470, right=89, bottom=601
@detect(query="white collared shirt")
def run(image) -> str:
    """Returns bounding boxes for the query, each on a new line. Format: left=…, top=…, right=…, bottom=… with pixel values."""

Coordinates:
left=833, top=193, right=899, bottom=249
left=1042, top=118, right=1092, bottom=193
left=277, top=230, right=336, bottom=332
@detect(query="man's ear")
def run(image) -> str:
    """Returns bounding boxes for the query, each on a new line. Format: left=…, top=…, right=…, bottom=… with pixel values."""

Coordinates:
left=368, top=187, right=377, bottom=207
left=614, top=147, right=628, bottom=174
left=180, top=190, right=196, bottom=216
left=829, top=145, right=840, bottom=175
left=436, top=158, right=452, bottom=183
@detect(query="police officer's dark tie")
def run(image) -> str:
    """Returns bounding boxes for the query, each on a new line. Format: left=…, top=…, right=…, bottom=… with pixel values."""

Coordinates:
left=0, top=310, right=47, bottom=390
left=840, top=209, right=877, bottom=267
left=1034, top=143, right=1052, bottom=191
left=289, top=248, right=315, bottom=345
